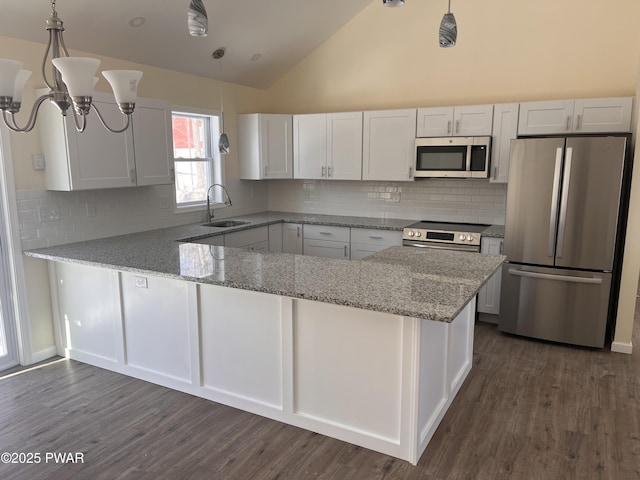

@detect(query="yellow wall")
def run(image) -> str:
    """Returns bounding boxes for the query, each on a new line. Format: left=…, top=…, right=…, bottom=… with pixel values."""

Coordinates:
left=265, top=0, right=640, bottom=113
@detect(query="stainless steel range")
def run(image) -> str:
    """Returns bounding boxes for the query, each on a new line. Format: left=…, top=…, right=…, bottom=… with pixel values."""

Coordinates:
left=402, top=221, right=490, bottom=252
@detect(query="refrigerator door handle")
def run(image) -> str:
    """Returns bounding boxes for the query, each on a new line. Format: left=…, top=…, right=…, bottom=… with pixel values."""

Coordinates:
left=508, top=268, right=603, bottom=285
left=548, top=148, right=563, bottom=258
left=556, top=147, right=573, bottom=258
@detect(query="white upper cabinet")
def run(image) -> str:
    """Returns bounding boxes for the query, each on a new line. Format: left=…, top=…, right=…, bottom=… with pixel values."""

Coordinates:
left=363, top=109, right=417, bottom=181
left=518, top=97, right=633, bottom=135
left=294, top=112, right=362, bottom=180
left=132, top=98, right=174, bottom=186
left=39, top=92, right=173, bottom=191
left=294, top=114, right=327, bottom=179
left=417, top=105, right=494, bottom=137
left=326, top=112, right=363, bottom=180
left=490, top=103, right=520, bottom=184
left=238, top=114, right=293, bottom=179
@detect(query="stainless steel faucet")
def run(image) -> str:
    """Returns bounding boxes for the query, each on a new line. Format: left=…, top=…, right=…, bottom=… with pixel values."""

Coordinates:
left=206, top=184, right=232, bottom=222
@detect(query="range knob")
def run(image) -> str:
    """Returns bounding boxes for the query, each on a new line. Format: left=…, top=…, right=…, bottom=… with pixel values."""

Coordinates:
left=415, top=231, right=422, bottom=237
left=408, top=230, right=415, bottom=237
left=459, top=234, right=467, bottom=241
left=468, top=235, right=474, bottom=242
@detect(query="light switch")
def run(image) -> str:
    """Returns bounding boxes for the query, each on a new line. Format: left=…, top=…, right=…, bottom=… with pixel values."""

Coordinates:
left=32, top=154, right=45, bottom=170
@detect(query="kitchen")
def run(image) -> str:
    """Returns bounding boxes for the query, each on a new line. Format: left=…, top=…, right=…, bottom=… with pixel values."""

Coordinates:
left=1, top=0, right=640, bottom=478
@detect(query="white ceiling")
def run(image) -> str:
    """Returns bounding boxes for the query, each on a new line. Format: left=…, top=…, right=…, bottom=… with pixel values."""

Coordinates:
left=0, top=0, right=374, bottom=89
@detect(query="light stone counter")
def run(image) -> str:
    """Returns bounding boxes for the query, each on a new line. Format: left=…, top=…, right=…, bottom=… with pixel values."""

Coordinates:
left=25, top=212, right=504, bottom=322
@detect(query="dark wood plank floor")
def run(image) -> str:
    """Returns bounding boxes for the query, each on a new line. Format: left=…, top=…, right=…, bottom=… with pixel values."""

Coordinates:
left=1, top=311, right=639, bottom=480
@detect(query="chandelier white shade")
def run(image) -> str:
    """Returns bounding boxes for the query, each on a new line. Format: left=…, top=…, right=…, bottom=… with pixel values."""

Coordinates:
left=0, top=0, right=142, bottom=134
left=102, top=70, right=143, bottom=105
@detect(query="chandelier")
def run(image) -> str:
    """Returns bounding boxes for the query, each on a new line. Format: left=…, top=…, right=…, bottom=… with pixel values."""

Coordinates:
left=0, top=0, right=143, bottom=134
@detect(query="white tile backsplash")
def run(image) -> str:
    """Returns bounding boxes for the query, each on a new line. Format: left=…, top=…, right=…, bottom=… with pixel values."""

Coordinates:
left=267, top=179, right=506, bottom=225
left=17, top=178, right=268, bottom=250
left=17, top=178, right=505, bottom=250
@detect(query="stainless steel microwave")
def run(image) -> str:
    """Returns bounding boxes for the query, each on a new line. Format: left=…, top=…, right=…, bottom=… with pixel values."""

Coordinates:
left=415, top=136, right=491, bottom=178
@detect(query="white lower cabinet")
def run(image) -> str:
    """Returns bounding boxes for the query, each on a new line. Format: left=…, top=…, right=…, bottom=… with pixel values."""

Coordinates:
left=303, top=224, right=350, bottom=259
left=350, top=228, right=403, bottom=260
left=283, top=223, right=303, bottom=254
left=477, top=237, right=503, bottom=316
left=268, top=223, right=283, bottom=253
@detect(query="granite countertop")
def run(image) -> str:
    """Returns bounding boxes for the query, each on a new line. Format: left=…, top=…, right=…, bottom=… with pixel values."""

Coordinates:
left=482, top=225, right=505, bottom=238
left=24, top=212, right=505, bottom=322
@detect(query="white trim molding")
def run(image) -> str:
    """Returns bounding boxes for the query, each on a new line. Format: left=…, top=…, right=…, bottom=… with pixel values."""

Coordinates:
left=611, top=341, right=633, bottom=355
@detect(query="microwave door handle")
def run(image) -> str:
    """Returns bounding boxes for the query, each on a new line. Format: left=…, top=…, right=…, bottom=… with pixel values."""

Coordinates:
left=466, top=145, right=472, bottom=174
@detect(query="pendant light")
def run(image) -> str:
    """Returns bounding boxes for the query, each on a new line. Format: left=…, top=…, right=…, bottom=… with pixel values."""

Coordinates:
left=213, top=48, right=230, bottom=155
left=188, top=0, right=208, bottom=37
left=382, top=0, right=405, bottom=6
left=439, top=0, right=457, bottom=48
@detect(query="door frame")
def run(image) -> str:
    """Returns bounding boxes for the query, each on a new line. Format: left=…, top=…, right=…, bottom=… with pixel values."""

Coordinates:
left=0, top=122, right=33, bottom=367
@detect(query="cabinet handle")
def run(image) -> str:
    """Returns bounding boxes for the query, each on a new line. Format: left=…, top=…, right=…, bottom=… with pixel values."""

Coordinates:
left=566, top=116, right=571, bottom=131
left=297, top=226, right=300, bottom=238
left=576, top=114, right=582, bottom=130
left=455, top=120, right=460, bottom=133
left=130, top=168, right=136, bottom=183
left=344, top=245, right=348, bottom=257
left=493, top=166, right=497, bottom=180
left=409, top=166, right=413, bottom=178
left=319, top=231, right=332, bottom=236
left=369, top=236, right=383, bottom=240
left=500, top=241, right=504, bottom=255
left=327, top=166, right=332, bottom=177
left=264, top=165, right=268, bottom=177
left=447, top=120, right=452, bottom=134
left=170, top=168, right=175, bottom=181
left=321, top=166, right=326, bottom=177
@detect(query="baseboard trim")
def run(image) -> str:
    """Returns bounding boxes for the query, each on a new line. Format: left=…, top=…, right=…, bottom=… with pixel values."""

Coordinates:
left=611, top=341, right=633, bottom=355
left=30, top=346, right=58, bottom=364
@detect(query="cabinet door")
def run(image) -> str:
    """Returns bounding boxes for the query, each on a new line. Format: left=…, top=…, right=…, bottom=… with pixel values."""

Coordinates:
left=261, top=114, right=293, bottom=179
left=283, top=223, right=303, bottom=254
left=327, top=112, right=363, bottom=180
left=303, top=239, right=350, bottom=259
left=294, top=114, right=327, bottom=179
left=454, top=104, right=494, bottom=136
left=477, top=238, right=503, bottom=315
left=416, top=107, right=454, bottom=137
left=518, top=100, right=574, bottom=135
left=268, top=223, right=283, bottom=253
left=133, top=99, right=174, bottom=186
left=65, top=98, right=136, bottom=190
left=490, top=103, right=519, bottom=183
left=573, top=97, right=633, bottom=133
left=363, top=109, right=417, bottom=181
left=225, top=226, right=269, bottom=248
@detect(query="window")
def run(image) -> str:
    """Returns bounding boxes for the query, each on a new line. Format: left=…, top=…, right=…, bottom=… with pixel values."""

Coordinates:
left=172, top=108, right=224, bottom=209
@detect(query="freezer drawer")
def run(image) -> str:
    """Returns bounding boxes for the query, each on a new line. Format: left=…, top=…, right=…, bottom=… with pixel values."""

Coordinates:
left=498, top=264, right=611, bottom=348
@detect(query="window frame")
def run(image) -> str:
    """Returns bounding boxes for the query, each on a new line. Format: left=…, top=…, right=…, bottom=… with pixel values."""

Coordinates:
left=171, top=106, right=226, bottom=214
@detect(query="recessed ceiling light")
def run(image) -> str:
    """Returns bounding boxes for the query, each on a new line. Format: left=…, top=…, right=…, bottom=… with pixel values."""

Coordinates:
left=251, top=53, right=262, bottom=62
left=129, top=17, right=146, bottom=28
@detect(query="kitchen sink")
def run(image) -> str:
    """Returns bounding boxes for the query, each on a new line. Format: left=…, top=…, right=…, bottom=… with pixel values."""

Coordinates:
left=201, top=220, right=250, bottom=228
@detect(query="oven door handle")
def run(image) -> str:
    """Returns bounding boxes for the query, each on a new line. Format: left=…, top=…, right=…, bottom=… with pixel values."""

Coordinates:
left=403, top=241, right=480, bottom=252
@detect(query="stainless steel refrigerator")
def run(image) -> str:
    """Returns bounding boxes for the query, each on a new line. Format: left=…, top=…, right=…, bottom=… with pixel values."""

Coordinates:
left=498, top=136, right=628, bottom=348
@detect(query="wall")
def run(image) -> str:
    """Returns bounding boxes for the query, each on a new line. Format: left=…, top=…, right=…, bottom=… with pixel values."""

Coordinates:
left=265, top=0, right=640, bottom=113
left=0, top=36, right=268, bottom=359
left=268, top=179, right=506, bottom=225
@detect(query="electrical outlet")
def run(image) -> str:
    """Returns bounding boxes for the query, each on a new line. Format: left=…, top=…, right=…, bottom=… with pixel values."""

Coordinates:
left=134, top=276, right=148, bottom=289
left=38, top=206, right=60, bottom=222
left=32, top=154, right=45, bottom=170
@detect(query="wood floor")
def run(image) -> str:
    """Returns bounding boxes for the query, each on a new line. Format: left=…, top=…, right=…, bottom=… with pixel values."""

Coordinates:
left=1, top=314, right=639, bottom=480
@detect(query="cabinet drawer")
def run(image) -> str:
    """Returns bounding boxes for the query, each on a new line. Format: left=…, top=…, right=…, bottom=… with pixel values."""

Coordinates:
left=351, top=243, right=389, bottom=260
left=303, top=239, right=350, bottom=259
left=303, top=225, right=350, bottom=243
left=351, top=228, right=402, bottom=246
left=225, top=226, right=268, bottom=248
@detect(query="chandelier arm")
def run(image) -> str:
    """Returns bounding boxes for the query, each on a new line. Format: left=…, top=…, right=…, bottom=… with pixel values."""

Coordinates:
left=91, top=104, right=131, bottom=133
left=69, top=106, right=88, bottom=133
left=41, top=30, right=55, bottom=90
left=2, top=93, right=53, bottom=133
